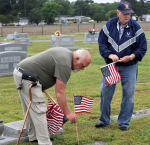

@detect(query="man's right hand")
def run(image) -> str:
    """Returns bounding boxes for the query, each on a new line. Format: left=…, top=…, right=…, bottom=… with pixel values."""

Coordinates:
left=66, top=112, right=78, bottom=124
left=108, top=54, right=119, bottom=62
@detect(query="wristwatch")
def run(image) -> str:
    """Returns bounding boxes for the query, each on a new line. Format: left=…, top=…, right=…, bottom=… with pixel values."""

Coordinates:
left=130, top=55, right=133, bottom=60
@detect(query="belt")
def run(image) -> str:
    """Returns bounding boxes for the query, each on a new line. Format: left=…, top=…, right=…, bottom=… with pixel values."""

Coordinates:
left=16, top=66, right=38, bottom=82
left=16, top=66, right=24, bottom=73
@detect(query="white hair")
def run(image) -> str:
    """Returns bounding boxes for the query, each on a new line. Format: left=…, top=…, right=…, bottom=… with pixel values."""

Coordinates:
left=76, top=49, right=86, bottom=62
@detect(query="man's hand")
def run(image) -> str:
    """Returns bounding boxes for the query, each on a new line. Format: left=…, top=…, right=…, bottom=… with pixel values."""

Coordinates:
left=119, top=56, right=131, bottom=63
left=108, top=54, right=119, bottom=62
left=66, top=112, right=78, bottom=124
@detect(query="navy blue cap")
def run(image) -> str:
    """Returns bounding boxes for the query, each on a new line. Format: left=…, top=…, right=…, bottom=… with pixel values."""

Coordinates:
left=117, top=1, right=134, bottom=14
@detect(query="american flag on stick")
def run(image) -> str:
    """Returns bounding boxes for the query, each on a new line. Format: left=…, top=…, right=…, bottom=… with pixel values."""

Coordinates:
left=44, top=90, right=68, bottom=135
left=74, top=96, right=94, bottom=114
left=100, top=62, right=121, bottom=86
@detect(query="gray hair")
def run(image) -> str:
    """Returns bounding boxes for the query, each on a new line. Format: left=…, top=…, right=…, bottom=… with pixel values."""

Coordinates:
left=76, top=49, right=86, bottom=62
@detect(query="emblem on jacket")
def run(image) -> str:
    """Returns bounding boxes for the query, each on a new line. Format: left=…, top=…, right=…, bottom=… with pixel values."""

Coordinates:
left=126, top=32, right=131, bottom=37
left=124, top=4, right=130, bottom=9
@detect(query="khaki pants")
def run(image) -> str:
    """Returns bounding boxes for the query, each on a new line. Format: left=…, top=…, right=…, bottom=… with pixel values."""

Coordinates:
left=13, top=68, right=52, bottom=145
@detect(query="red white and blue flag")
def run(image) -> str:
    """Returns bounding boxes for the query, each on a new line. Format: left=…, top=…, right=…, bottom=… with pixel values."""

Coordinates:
left=101, top=63, right=121, bottom=86
left=74, top=96, right=94, bottom=114
left=46, top=100, right=68, bottom=135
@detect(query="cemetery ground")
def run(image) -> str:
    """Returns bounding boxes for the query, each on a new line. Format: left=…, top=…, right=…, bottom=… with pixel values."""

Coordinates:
left=0, top=32, right=150, bottom=145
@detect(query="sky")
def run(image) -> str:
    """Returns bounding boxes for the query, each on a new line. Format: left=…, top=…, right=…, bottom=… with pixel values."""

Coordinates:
left=69, top=0, right=120, bottom=4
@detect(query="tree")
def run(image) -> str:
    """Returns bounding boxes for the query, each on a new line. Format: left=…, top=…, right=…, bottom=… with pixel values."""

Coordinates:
left=0, top=0, right=12, bottom=15
left=41, top=2, right=59, bottom=24
left=7, top=14, right=16, bottom=24
left=51, top=0, right=71, bottom=15
left=89, top=4, right=105, bottom=18
left=109, top=10, right=117, bottom=18
left=73, top=1, right=90, bottom=16
left=10, top=0, right=48, bottom=18
left=92, top=13, right=105, bottom=23
left=0, top=15, right=8, bottom=25
left=28, top=8, right=42, bottom=25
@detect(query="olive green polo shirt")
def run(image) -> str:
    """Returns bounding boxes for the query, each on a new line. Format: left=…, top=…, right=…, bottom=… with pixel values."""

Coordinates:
left=18, top=47, right=73, bottom=90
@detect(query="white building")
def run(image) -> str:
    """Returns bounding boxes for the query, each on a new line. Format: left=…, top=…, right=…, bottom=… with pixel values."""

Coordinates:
left=137, top=14, right=150, bottom=21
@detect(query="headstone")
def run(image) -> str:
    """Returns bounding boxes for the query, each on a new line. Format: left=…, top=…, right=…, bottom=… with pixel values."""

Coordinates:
left=0, top=43, right=27, bottom=53
left=3, top=120, right=64, bottom=138
left=0, top=119, right=4, bottom=140
left=1, top=120, right=64, bottom=144
left=15, top=38, right=32, bottom=46
left=50, top=35, right=56, bottom=46
left=50, top=35, right=79, bottom=50
left=3, top=120, right=27, bottom=138
left=0, top=51, right=27, bottom=77
left=15, top=33, right=29, bottom=39
left=6, top=34, right=15, bottom=40
left=83, top=32, right=99, bottom=44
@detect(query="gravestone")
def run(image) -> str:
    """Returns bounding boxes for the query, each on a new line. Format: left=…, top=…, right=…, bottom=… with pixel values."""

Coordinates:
left=50, top=35, right=56, bottom=46
left=15, top=38, right=31, bottom=46
left=83, top=32, right=99, bottom=44
left=15, top=33, right=29, bottom=39
left=50, top=35, right=79, bottom=50
left=0, top=120, right=64, bottom=144
left=0, top=51, right=27, bottom=77
left=14, top=33, right=31, bottom=46
left=6, top=34, right=15, bottom=40
left=0, top=43, right=27, bottom=53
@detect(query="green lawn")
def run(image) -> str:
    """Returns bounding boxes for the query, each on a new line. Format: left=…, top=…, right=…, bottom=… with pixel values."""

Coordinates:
left=0, top=33, right=150, bottom=145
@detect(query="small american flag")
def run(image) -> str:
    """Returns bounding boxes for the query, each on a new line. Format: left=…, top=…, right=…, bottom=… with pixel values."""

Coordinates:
left=74, top=96, right=94, bottom=114
left=46, top=100, right=68, bottom=135
left=101, top=63, right=121, bottom=86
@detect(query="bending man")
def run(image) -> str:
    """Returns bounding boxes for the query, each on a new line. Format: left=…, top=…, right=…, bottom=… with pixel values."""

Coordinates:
left=13, top=47, right=91, bottom=145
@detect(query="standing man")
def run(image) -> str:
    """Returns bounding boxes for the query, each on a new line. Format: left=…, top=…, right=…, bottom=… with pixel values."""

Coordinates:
left=96, top=1, right=147, bottom=131
left=13, top=47, right=91, bottom=145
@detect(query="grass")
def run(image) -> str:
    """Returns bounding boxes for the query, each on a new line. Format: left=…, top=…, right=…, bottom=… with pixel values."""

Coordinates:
left=0, top=33, right=150, bottom=145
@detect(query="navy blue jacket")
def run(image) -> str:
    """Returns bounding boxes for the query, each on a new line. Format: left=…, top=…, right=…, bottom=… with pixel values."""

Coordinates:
left=98, top=17, right=147, bottom=66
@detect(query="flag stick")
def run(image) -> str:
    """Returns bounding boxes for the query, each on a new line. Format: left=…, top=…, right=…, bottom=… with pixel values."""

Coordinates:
left=99, top=60, right=121, bottom=69
left=99, top=61, right=117, bottom=69
left=73, top=95, right=79, bottom=145
left=44, top=90, right=57, bottom=104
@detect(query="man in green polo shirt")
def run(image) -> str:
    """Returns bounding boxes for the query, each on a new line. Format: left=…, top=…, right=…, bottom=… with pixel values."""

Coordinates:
left=13, top=47, right=91, bottom=145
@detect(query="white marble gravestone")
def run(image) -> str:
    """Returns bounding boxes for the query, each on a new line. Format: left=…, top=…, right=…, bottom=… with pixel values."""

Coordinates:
left=6, top=34, right=15, bottom=40
left=83, top=32, right=99, bottom=44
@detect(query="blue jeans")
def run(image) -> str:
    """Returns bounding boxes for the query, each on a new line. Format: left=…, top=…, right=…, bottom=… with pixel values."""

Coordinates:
left=99, top=63, right=138, bottom=127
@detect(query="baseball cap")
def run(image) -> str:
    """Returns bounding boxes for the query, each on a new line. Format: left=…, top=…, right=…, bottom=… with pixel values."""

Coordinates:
left=117, top=1, right=134, bottom=14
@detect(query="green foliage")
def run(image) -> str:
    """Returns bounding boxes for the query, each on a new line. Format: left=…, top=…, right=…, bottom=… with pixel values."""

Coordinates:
left=0, top=0, right=12, bottom=15
left=41, top=2, right=59, bottom=24
left=28, top=8, right=42, bottom=25
left=73, top=1, right=90, bottom=16
left=92, top=13, right=105, bottom=23
left=109, top=10, right=117, bottom=19
left=0, top=15, right=8, bottom=25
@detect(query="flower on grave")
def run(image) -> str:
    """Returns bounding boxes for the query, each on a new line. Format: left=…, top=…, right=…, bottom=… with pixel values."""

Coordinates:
left=88, top=28, right=96, bottom=35
left=55, top=30, right=61, bottom=36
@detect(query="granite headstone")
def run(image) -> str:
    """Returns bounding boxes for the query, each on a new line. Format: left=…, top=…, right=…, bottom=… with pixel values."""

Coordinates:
left=0, top=43, right=27, bottom=53
left=50, top=35, right=79, bottom=50
left=83, top=32, right=99, bottom=44
left=0, top=51, right=27, bottom=77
